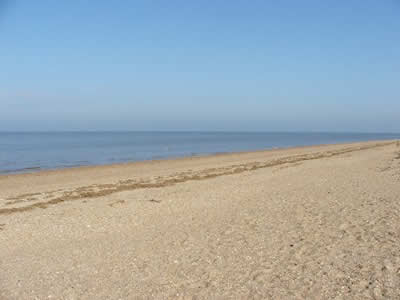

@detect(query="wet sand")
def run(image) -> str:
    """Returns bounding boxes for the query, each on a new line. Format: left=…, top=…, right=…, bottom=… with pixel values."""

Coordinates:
left=1, top=140, right=400, bottom=299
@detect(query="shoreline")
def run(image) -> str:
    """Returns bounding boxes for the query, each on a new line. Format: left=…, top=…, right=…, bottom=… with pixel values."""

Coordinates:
left=1, top=139, right=397, bottom=178
left=0, top=139, right=396, bottom=210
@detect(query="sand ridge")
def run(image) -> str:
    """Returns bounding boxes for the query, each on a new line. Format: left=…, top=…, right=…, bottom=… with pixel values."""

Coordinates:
left=0, top=141, right=394, bottom=216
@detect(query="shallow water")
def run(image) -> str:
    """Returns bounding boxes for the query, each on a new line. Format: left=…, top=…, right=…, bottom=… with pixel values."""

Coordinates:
left=0, top=131, right=399, bottom=174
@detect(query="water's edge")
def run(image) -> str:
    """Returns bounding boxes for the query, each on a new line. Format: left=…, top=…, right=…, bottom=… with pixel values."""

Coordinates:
left=1, top=135, right=398, bottom=175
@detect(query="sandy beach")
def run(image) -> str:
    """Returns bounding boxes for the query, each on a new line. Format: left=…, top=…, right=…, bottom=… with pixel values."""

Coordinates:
left=1, top=140, right=400, bottom=299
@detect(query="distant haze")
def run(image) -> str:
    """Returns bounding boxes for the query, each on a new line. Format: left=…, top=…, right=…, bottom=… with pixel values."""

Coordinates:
left=1, top=1, right=399, bottom=132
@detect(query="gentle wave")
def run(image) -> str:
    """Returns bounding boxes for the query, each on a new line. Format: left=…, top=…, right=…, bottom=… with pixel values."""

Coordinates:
left=0, top=166, right=41, bottom=174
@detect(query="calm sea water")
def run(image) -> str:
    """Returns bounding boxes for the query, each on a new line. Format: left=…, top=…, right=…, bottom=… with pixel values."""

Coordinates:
left=0, top=131, right=399, bottom=174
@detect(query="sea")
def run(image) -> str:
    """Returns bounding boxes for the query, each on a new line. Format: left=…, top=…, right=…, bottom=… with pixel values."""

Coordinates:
left=0, top=131, right=399, bottom=174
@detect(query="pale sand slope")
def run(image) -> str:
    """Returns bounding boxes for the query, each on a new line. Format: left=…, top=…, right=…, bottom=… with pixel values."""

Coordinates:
left=1, top=141, right=400, bottom=299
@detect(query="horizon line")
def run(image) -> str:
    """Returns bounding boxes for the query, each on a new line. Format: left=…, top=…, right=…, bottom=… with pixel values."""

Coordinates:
left=1, top=130, right=399, bottom=134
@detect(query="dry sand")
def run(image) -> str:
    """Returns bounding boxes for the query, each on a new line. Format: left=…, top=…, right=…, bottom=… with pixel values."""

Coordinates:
left=1, top=140, right=400, bottom=299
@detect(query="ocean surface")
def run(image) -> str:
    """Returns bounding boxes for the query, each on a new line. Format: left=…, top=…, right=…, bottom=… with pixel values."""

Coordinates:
left=1, top=131, right=399, bottom=174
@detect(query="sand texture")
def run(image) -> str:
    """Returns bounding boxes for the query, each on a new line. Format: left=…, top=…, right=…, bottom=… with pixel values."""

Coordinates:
left=1, top=140, right=400, bottom=299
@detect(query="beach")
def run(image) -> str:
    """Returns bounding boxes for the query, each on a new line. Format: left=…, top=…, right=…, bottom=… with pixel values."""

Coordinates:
left=1, top=140, right=400, bottom=299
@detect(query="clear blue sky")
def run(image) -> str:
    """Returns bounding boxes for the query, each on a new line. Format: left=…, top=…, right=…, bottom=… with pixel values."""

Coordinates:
left=1, top=0, right=399, bottom=132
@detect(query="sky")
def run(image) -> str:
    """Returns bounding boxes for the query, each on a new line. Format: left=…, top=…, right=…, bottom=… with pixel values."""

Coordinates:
left=0, top=0, right=399, bottom=132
